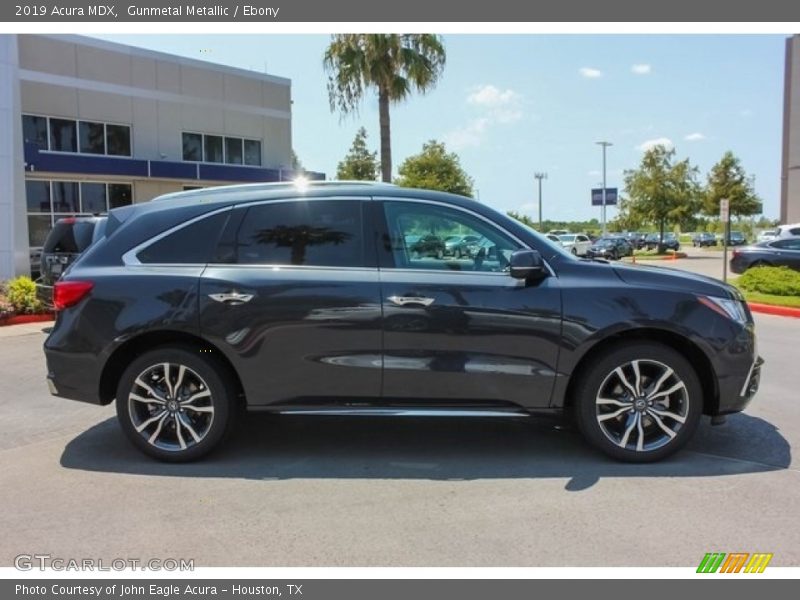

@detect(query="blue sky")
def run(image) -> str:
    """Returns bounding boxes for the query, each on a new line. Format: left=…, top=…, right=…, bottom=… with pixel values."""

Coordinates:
left=96, top=34, right=787, bottom=221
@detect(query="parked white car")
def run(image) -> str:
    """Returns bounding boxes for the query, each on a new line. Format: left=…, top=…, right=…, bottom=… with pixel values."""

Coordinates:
left=776, top=222, right=800, bottom=239
left=757, top=230, right=778, bottom=243
left=559, top=233, right=592, bottom=256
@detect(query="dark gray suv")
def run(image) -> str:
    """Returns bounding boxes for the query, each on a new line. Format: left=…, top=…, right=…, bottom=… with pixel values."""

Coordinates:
left=44, top=182, right=762, bottom=462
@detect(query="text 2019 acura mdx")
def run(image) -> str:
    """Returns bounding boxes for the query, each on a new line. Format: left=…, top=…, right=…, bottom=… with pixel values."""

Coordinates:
left=44, top=182, right=762, bottom=462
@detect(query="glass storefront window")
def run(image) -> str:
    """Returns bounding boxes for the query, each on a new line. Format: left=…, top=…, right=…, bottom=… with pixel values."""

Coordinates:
left=25, top=181, right=50, bottom=213
left=79, top=121, right=106, bottom=154
left=106, top=124, right=131, bottom=156
left=49, top=118, right=77, bottom=152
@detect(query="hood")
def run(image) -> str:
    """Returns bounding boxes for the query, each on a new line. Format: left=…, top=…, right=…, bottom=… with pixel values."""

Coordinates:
left=612, top=262, right=741, bottom=300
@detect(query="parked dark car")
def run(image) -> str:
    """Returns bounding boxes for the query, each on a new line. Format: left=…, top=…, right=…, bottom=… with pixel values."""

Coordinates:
left=729, top=237, right=800, bottom=273
left=624, top=232, right=647, bottom=249
left=409, top=234, right=446, bottom=259
left=644, top=233, right=680, bottom=252
left=44, top=182, right=762, bottom=463
left=692, top=232, right=717, bottom=247
left=586, top=237, right=633, bottom=260
left=444, top=234, right=480, bottom=258
left=722, top=231, right=747, bottom=246
left=36, top=216, right=107, bottom=306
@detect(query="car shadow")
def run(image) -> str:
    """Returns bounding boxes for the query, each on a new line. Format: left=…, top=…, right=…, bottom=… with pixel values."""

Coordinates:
left=59, top=412, right=791, bottom=491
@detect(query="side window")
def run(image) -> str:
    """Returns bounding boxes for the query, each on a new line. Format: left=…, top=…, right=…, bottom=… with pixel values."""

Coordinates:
left=138, top=211, right=229, bottom=264
left=382, top=201, right=520, bottom=272
left=790, top=227, right=800, bottom=236
left=226, top=200, right=366, bottom=267
left=773, top=238, right=800, bottom=250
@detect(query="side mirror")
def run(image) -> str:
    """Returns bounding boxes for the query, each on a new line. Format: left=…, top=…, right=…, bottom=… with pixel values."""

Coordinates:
left=509, top=249, right=546, bottom=280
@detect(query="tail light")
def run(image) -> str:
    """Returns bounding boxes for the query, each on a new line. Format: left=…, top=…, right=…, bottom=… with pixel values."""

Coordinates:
left=732, top=249, right=740, bottom=258
left=53, top=281, right=93, bottom=310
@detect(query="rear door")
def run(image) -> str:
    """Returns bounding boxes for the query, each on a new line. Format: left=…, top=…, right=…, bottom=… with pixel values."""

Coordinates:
left=199, top=198, right=383, bottom=408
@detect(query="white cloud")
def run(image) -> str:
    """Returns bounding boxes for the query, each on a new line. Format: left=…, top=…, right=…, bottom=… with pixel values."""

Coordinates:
left=631, top=64, right=651, bottom=75
left=637, top=137, right=674, bottom=152
left=467, top=84, right=520, bottom=108
left=579, top=67, right=603, bottom=78
left=443, top=118, right=490, bottom=150
left=444, top=85, right=524, bottom=149
left=684, top=132, right=705, bottom=141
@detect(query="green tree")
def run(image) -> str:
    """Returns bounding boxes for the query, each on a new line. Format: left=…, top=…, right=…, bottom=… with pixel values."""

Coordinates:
left=336, top=127, right=379, bottom=181
left=291, top=150, right=303, bottom=172
left=702, top=151, right=762, bottom=219
left=323, top=34, right=446, bottom=183
left=623, top=145, right=700, bottom=247
left=395, top=140, right=474, bottom=197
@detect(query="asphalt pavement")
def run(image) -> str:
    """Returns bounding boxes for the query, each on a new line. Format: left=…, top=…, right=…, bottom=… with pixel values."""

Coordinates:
left=0, top=308, right=797, bottom=567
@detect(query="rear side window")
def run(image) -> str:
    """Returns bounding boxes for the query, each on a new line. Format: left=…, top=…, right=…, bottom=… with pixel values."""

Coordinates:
left=220, top=200, right=366, bottom=267
left=138, top=211, right=229, bottom=264
left=43, top=221, right=96, bottom=253
left=771, top=238, right=800, bottom=250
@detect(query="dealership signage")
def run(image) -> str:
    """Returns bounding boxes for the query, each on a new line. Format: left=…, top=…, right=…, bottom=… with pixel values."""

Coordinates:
left=591, top=187, right=618, bottom=206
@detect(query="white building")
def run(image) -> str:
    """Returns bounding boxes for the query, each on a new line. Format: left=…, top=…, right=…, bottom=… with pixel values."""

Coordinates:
left=0, top=34, right=318, bottom=279
left=782, top=34, right=800, bottom=224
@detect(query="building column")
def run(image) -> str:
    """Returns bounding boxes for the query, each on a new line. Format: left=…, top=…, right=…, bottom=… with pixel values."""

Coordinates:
left=0, top=34, right=29, bottom=280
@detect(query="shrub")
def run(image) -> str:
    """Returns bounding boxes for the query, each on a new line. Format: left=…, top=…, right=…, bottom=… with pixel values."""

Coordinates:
left=4, top=276, right=43, bottom=314
left=737, top=266, right=800, bottom=297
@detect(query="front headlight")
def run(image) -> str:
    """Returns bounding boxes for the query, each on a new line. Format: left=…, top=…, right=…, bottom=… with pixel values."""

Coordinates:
left=699, top=296, right=748, bottom=324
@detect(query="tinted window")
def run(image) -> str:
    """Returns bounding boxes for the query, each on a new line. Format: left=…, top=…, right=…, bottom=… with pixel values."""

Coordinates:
left=81, top=183, right=107, bottom=213
left=52, top=181, right=79, bottom=212
left=225, top=137, right=243, bottom=164
left=138, top=212, right=230, bottom=264
left=204, top=135, right=223, bottom=163
left=106, top=124, right=131, bottom=156
left=790, top=228, right=800, bottom=236
left=383, top=201, right=519, bottom=272
left=227, top=201, right=365, bottom=267
left=49, top=118, right=77, bottom=152
left=43, top=220, right=96, bottom=253
left=108, top=184, right=133, bottom=209
left=26, top=181, right=51, bottom=213
left=771, top=239, right=800, bottom=250
left=22, top=115, right=48, bottom=149
left=28, top=215, right=51, bottom=247
left=79, top=121, right=105, bottom=154
left=244, top=139, right=261, bottom=166
left=182, top=133, right=202, bottom=161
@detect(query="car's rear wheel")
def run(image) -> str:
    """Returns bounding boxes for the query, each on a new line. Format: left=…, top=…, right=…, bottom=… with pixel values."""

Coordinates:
left=573, top=342, right=702, bottom=462
left=116, top=347, right=236, bottom=462
left=571, top=247, right=578, bottom=255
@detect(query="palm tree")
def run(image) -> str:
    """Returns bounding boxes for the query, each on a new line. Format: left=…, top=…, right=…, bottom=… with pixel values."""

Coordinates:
left=323, top=34, right=446, bottom=183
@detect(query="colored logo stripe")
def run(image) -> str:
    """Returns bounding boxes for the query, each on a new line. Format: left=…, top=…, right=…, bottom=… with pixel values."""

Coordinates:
left=697, top=552, right=773, bottom=573
left=744, top=553, right=773, bottom=573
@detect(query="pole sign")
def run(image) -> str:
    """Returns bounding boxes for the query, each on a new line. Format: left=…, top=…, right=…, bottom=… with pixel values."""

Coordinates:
left=591, top=188, right=618, bottom=206
left=720, top=198, right=730, bottom=222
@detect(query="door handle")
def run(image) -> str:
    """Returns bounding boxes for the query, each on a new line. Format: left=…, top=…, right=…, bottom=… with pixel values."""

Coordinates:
left=208, top=291, right=254, bottom=305
left=388, top=295, right=435, bottom=307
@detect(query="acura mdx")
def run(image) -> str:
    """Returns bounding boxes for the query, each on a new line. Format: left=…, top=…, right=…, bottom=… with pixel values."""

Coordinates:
left=44, top=182, right=762, bottom=462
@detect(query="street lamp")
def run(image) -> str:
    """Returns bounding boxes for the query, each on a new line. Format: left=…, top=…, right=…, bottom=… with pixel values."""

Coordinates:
left=596, top=141, right=613, bottom=235
left=534, top=172, right=547, bottom=230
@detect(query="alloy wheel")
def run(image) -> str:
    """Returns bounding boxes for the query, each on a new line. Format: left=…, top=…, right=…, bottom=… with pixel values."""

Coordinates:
left=594, top=359, right=689, bottom=453
left=128, top=362, right=215, bottom=452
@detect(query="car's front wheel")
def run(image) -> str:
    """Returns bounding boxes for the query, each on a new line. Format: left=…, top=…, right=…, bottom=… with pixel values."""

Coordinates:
left=116, top=347, right=236, bottom=461
left=573, top=342, right=702, bottom=462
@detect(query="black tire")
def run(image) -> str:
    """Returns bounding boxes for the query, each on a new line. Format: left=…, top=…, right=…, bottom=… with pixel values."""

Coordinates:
left=115, top=346, right=237, bottom=462
left=572, top=342, right=702, bottom=462
left=571, top=247, right=578, bottom=255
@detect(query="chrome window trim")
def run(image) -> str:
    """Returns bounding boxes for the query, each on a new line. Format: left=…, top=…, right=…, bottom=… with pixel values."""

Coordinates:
left=374, top=195, right=557, bottom=278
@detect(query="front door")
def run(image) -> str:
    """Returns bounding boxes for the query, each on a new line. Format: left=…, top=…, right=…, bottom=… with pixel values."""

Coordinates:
left=376, top=199, right=562, bottom=410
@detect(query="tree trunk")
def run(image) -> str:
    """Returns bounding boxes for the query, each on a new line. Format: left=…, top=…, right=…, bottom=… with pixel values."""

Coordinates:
left=378, top=87, right=392, bottom=183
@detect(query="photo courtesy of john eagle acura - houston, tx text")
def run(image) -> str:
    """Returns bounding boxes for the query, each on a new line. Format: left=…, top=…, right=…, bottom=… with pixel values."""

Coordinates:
left=43, top=181, right=763, bottom=462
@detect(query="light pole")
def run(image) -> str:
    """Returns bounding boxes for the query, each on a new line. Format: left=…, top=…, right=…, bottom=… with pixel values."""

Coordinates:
left=596, top=141, right=613, bottom=235
left=534, top=172, right=547, bottom=231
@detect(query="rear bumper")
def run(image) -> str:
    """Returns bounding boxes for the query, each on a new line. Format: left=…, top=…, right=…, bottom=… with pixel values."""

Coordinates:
left=44, top=347, right=108, bottom=405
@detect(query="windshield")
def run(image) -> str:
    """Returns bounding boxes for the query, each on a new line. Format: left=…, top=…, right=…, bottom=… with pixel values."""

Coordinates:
left=596, top=239, right=615, bottom=247
left=559, top=234, right=577, bottom=242
left=514, top=221, right=578, bottom=261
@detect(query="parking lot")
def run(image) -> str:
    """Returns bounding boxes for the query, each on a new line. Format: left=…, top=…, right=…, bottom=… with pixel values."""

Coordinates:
left=0, top=253, right=798, bottom=567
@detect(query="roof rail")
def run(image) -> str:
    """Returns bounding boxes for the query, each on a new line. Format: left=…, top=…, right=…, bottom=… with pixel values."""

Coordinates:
left=152, top=179, right=394, bottom=201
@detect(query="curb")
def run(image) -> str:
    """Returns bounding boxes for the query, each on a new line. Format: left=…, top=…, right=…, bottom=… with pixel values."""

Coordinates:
left=626, top=252, right=688, bottom=263
left=0, top=313, right=55, bottom=327
left=747, top=302, right=800, bottom=319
